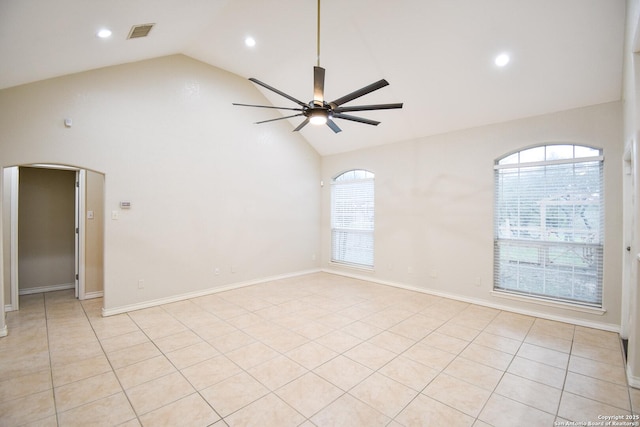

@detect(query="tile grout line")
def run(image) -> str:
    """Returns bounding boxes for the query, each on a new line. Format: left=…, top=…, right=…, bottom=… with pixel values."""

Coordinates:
left=42, top=293, right=61, bottom=427
left=555, top=327, right=577, bottom=422
left=163, top=298, right=284, bottom=424
left=471, top=309, right=528, bottom=426
left=74, top=297, right=139, bottom=425
left=126, top=304, right=225, bottom=424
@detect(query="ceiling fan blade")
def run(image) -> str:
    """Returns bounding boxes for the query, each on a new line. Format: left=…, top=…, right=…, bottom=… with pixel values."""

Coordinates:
left=329, top=79, right=389, bottom=107
left=313, top=66, right=325, bottom=105
left=233, top=103, right=304, bottom=112
left=293, top=118, right=310, bottom=132
left=333, top=113, right=381, bottom=126
left=255, top=113, right=303, bottom=124
left=326, top=119, right=342, bottom=133
left=333, top=103, right=403, bottom=113
left=248, top=78, right=308, bottom=108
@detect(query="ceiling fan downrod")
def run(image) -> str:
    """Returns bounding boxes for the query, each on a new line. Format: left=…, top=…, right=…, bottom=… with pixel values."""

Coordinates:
left=316, top=0, right=321, bottom=68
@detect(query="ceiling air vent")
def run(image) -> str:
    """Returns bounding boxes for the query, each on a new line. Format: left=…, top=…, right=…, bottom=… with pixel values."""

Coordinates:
left=127, top=24, right=155, bottom=39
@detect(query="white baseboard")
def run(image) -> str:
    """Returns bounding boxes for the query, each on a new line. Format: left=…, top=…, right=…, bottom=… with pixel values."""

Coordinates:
left=322, top=268, right=620, bottom=333
left=628, top=365, right=640, bottom=389
left=100, top=266, right=620, bottom=333
left=19, top=283, right=74, bottom=296
left=0, top=324, right=7, bottom=337
left=4, top=305, right=14, bottom=312
left=102, top=269, right=322, bottom=317
left=82, top=291, right=104, bottom=300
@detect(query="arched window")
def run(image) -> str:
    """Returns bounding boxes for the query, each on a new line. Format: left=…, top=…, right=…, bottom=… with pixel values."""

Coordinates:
left=331, top=169, right=375, bottom=268
left=494, top=144, right=604, bottom=307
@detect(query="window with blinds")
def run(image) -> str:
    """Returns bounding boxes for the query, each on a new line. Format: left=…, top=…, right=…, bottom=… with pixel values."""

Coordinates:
left=331, top=169, right=375, bottom=268
left=494, top=144, right=604, bottom=307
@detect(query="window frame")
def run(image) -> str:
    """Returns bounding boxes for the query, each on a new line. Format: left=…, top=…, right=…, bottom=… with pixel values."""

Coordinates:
left=493, top=144, right=604, bottom=308
left=330, top=169, right=375, bottom=269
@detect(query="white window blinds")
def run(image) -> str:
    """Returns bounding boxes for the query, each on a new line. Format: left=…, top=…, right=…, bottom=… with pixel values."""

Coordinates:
left=494, top=145, right=604, bottom=307
left=331, top=170, right=375, bottom=268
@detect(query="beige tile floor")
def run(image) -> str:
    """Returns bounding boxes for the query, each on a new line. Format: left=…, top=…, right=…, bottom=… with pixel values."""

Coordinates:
left=0, top=272, right=638, bottom=426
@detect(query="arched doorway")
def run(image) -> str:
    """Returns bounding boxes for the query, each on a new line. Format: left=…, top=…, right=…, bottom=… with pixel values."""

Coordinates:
left=2, top=164, right=105, bottom=312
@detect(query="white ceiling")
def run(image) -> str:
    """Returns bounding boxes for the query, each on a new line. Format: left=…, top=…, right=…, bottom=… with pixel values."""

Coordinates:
left=0, top=0, right=626, bottom=156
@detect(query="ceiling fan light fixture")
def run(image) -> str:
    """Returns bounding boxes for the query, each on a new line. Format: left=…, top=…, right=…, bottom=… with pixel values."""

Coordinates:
left=309, top=109, right=328, bottom=125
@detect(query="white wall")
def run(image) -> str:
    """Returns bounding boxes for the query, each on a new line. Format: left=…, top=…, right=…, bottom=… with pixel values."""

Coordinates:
left=322, top=101, right=623, bottom=329
left=0, top=54, right=321, bottom=313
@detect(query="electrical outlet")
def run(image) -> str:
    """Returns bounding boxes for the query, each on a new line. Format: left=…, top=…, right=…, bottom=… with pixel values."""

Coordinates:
left=214, top=268, right=220, bottom=276
left=138, top=279, right=144, bottom=289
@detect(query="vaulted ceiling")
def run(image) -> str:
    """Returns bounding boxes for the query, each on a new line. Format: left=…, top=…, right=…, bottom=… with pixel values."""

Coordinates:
left=0, top=0, right=626, bottom=155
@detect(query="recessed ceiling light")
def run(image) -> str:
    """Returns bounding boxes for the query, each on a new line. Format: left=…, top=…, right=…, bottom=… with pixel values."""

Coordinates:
left=495, top=53, right=510, bottom=67
left=97, top=28, right=112, bottom=39
left=245, top=36, right=256, bottom=47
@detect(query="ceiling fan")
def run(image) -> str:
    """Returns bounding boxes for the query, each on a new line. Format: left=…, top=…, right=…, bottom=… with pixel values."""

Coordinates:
left=233, top=0, right=403, bottom=133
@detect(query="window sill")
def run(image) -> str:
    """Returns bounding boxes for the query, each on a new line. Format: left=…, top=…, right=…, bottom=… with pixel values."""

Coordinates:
left=329, top=261, right=375, bottom=273
left=491, top=290, right=606, bottom=316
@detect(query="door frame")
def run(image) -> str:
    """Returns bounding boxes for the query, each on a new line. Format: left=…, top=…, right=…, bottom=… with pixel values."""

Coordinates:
left=7, top=164, right=86, bottom=310
left=622, top=143, right=636, bottom=339
left=8, top=166, right=19, bottom=311
left=76, top=169, right=86, bottom=300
